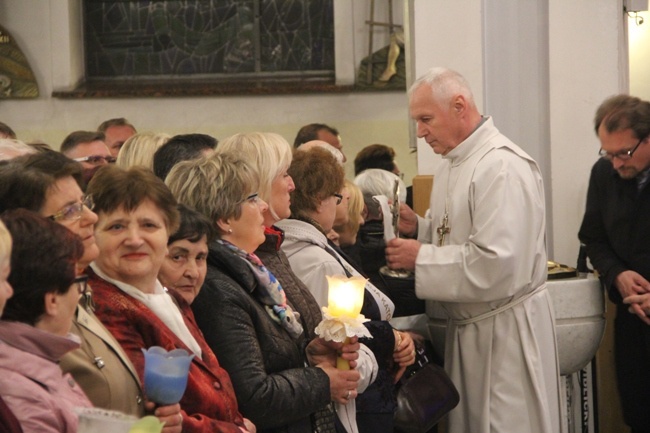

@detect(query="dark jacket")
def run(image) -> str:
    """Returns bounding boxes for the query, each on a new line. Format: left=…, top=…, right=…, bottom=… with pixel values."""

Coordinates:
left=578, top=157, right=650, bottom=429
left=192, top=239, right=332, bottom=433
left=354, top=220, right=425, bottom=317
left=578, top=158, right=650, bottom=303
left=255, top=227, right=323, bottom=341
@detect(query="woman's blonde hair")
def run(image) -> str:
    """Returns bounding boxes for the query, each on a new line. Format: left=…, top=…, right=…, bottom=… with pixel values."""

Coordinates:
left=116, top=132, right=171, bottom=170
left=334, top=180, right=365, bottom=247
left=0, top=219, right=11, bottom=268
left=165, top=153, right=259, bottom=235
left=217, top=132, right=292, bottom=221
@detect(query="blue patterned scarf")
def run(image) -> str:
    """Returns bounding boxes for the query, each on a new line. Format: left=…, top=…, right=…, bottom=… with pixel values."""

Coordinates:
left=218, top=239, right=304, bottom=339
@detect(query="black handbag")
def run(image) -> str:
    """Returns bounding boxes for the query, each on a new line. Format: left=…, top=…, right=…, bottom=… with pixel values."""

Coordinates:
left=394, top=349, right=459, bottom=433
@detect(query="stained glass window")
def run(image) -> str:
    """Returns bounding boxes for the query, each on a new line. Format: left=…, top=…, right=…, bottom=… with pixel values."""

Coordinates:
left=84, top=0, right=335, bottom=80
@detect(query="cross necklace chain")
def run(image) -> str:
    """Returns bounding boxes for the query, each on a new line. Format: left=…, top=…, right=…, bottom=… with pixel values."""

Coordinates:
left=437, top=207, right=451, bottom=246
left=437, top=169, right=459, bottom=246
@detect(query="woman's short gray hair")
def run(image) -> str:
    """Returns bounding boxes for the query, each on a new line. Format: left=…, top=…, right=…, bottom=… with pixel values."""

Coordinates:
left=165, top=153, right=259, bottom=235
left=354, top=169, right=406, bottom=219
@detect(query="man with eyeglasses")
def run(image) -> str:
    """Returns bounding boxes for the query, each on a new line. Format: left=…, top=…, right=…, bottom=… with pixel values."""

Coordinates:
left=578, top=94, right=650, bottom=433
left=60, top=130, right=115, bottom=185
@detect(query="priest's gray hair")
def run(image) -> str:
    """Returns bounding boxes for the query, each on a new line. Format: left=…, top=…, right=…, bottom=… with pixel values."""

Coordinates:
left=409, top=67, right=475, bottom=106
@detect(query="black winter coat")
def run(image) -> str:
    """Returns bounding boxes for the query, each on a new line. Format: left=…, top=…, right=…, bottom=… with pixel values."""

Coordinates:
left=192, top=240, right=331, bottom=433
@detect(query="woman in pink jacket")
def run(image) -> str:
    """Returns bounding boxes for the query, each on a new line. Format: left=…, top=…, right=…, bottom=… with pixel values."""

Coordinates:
left=0, top=209, right=93, bottom=433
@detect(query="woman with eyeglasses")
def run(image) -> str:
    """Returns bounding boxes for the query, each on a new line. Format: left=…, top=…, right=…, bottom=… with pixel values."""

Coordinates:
left=0, top=209, right=93, bottom=433
left=86, top=165, right=253, bottom=433
left=276, top=147, right=416, bottom=433
left=0, top=152, right=182, bottom=431
left=166, top=151, right=360, bottom=433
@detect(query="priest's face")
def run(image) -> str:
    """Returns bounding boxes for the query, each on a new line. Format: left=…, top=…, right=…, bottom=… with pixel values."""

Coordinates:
left=409, top=84, right=464, bottom=156
left=598, top=125, right=650, bottom=180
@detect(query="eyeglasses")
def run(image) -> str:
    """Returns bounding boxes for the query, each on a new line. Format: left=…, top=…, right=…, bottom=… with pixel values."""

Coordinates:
left=49, top=195, right=95, bottom=222
left=239, top=193, right=260, bottom=205
left=74, top=274, right=89, bottom=295
left=599, top=137, right=647, bottom=161
left=73, top=155, right=117, bottom=165
left=333, top=193, right=343, bottom=205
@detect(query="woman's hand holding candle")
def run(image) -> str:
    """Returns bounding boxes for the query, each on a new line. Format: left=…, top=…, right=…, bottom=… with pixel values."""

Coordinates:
left=306, top=336, right=360, bottom=369
left=144, top=402, right=183, bottom=433
left=307, top=337, right=361, bottom=403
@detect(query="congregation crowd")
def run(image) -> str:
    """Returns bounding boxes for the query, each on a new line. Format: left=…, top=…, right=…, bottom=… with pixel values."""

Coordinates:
left=3, top=66, right=650, bottom=433
left=0, top=85, right=422, bottom=433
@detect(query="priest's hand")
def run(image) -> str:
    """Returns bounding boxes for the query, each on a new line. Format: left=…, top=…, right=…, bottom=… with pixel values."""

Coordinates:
left=385, top=238, right=420, bottom=271
left=615, top=270, right=650, bottom=299
left=623, top=293, right=650, bottom=325
left=398, top=204, right=418, bottom=237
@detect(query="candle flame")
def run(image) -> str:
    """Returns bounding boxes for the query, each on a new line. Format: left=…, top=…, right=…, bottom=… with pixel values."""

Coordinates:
left=326, top=275, right=366, bottom=318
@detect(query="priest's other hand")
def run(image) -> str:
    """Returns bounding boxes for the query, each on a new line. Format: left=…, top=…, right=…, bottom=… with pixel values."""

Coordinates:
left=385, top=238, right=420, bottom=270
left=398, top=203, right=418, bottom=237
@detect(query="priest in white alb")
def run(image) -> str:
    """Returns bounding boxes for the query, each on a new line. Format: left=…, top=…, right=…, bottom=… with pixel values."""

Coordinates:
left=385, top=67, right=561, bottom=433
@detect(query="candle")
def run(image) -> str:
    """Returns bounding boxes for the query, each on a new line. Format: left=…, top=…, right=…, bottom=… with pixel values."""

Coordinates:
left=326, top=275, right=366, bottom=318
left=142, top=346, right=195, bottom=405
left=324, top=275, right=368, bottom=370
left=315, top=275, right=372, bottom=368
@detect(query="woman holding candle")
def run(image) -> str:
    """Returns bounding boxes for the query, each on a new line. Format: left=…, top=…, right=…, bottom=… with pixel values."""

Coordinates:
left=214, top=132, right=378, bottom=392
left=85, top=165, right=253, bottom=433
left=214, top=133, right=380, bottom=432
left=275, top=147, right=417, bottom=433
left=166, top=151, right=361, bottom=433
